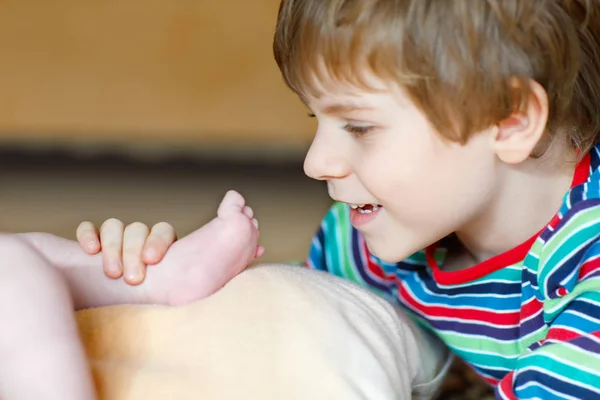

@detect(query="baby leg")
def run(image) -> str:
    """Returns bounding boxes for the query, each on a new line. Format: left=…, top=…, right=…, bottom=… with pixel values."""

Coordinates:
left=20, top=190, right=260, bottom=309
left=0, top=236, right=95, bottom=400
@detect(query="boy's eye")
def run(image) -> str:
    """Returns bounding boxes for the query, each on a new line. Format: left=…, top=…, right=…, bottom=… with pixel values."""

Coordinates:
left=307, top=112, right=374, bottom=137
left=343, top=123, right=374, bottom=136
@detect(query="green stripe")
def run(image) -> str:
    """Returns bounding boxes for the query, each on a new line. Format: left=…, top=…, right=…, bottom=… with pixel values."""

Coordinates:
left=333, top=203, right=361, bottom=283
left=546, top=206, right=600, bottom=253
left=518, top=350, right=600, bottom=386
left=480, top=264, right=524, bottom=281
left=454, top=348, right=518, bottom=369
left=542, top=341, right=600, bottom=372
left=437, top=330, right=538, bottom=357
left=324, top=206, right=343, bottom=278
left=405, top=251, right=428, bottom=264
left=544, top=225, right=600, bottom=277
left=539, top=207, right=600, bottom=278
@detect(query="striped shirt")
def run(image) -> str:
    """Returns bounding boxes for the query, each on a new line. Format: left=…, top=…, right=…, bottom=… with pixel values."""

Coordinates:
left=306, top=146, right=600, bottom=399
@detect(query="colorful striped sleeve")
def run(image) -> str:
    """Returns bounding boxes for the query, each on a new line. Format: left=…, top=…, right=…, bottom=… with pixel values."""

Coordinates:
left=497, top=200, right=600, bottom=399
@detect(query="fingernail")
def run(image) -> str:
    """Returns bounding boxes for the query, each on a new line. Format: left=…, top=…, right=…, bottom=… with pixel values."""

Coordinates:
left=86, top=239, right=98, bottom=251
left=144, top=248, right=157, bottom=261
left=107, top=260, right=122, bottom=276
left=126, top=269, right=143, bottom=285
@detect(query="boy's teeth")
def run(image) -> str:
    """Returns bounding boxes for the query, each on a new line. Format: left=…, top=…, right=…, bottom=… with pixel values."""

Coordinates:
left=350, top=203, right=381, bottom=213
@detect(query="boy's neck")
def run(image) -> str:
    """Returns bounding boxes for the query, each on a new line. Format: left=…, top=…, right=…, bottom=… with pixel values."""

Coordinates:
left=455, top=147, right=579, bottom=265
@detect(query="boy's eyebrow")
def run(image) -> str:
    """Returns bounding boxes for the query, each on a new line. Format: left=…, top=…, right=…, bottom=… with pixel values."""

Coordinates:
left=321, top=103, right=375, bottom=115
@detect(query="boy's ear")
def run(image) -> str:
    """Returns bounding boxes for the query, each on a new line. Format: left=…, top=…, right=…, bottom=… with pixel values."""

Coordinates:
left=493, top=79, right=549, bottom=164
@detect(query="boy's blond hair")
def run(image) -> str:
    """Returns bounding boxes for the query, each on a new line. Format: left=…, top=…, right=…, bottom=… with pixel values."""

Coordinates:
left=273, top=0, right=600, bottom=156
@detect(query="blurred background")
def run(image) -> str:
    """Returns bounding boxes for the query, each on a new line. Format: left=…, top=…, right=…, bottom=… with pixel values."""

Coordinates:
left=0, top=0, right=332, bottom=263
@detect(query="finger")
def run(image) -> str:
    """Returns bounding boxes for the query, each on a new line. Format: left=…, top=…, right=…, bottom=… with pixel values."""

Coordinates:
left=76, top=221, right=101, bottom=254
left=100, top=218, right=125, bottom=279
left=122, top=222, right=150, bottom=285
left=142, top=222, right=177, bottom=265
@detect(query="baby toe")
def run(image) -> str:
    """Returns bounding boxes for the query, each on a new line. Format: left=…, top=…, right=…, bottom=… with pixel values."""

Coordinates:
left=217, top=190, right=246, bottom=218
left=243, top=206, right=254, bottom=219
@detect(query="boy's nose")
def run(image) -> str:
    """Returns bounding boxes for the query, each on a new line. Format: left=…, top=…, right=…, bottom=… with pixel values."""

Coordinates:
left=303, top=133, right=351, bottom=181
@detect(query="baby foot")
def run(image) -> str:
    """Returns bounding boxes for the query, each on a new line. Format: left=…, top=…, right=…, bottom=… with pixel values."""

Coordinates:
left=144, top=190, right=263, bottom=306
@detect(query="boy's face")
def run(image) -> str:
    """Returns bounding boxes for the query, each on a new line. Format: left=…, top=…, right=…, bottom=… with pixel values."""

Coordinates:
left=304, top=74, right=500, bottom=262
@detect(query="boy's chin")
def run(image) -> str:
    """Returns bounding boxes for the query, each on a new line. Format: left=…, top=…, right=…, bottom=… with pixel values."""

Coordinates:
left=363, top=237, right=414, bottom=264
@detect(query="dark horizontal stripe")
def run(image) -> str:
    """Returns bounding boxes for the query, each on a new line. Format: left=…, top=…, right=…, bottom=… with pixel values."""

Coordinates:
left=518, top=312, right=546, bottom=337
left=419, top=274, right=522, bottom=296
left=567, top=334, right=600, bottom=355
left=422, top=316, right=522, bottom=342
left=515, top=369, right=600, bottom=399
left=351, top=229, right=396, bottom=294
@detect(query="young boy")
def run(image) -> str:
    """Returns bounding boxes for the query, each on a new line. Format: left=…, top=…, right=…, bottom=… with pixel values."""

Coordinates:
left=0, top=191, right=262, bottom=399
left=83, top=0, right=600, bottom=398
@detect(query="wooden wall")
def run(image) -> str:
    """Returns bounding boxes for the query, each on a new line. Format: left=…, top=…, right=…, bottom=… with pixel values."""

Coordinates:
left=0, top=1, right=315, bottom=150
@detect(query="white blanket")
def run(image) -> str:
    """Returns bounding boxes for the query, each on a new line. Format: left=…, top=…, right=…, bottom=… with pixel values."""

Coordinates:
left=76, top=264, right=452, bottom=400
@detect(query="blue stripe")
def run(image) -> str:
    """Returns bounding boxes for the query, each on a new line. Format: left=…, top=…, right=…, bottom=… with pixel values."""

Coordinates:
left=418, top=275, right=522, bottom=296
left=515, top=382, right=575, bottom=400
left=515, top=369, right=600, bottom=399
left=307, top=227, right=327, bottom=271
left=519, top=312, right=546, bottom=337
left=453, top=350, right=515, bottom=374
left=545, top=199, right=600, bottom=241
left=543, top=231, right=597, bottom=299
left=426, top=319, right=520, bottom=342
left=405, top=277, right=522, bottom=311
left=350, top=228, right=394, bottom=293
left=565, top=335, right=600, bottom=354
left=471, top=366, right=511, bottom=382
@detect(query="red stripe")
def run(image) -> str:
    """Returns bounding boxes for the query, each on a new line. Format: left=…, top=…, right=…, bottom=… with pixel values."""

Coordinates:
left=398, top=284, right=520, bottom=325
left=497, top=371, right=518, bottom=400
left=482, top=375, right=499, bottom=385
left=541, top=329, right=600, bottom=346
left=426, top=234, right=538, bottom=286
left=573, top=151, right=592, bottom=186
left=579, top=255, right=600, bottom=280
left=362, top=239, right=388, bottom=281
left=544, top=327, right=583, bottom=343
left=520, top=296, right=544, bottom=321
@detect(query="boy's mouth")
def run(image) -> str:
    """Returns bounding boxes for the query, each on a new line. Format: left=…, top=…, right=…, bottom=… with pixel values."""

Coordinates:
left=349, top=204, right=382, bottom=214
